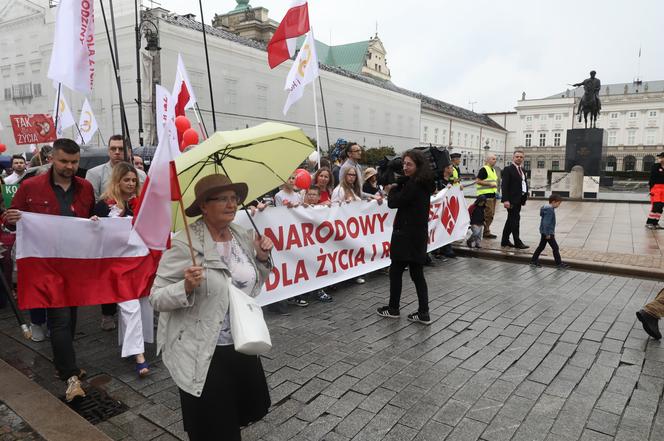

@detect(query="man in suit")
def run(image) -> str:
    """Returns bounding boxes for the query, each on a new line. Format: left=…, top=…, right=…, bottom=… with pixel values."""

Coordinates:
left=501, top=150, right=529, bottom=249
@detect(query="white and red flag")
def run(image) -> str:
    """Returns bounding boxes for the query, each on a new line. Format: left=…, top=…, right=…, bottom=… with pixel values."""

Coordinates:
left=129, top=105, right=182, bottom=250
left=267, top=0, right=310, bottom=69
left=76, top=98, right=98, bottom=145
left=283, top=31, right=319, bottom=114
left=52, top=86, right=76, bottom=137
left=16, top=213, right=158, bottom=309
left=172, top=54, right=197, bottom=117
left=47, top=0, right=95, bottom=95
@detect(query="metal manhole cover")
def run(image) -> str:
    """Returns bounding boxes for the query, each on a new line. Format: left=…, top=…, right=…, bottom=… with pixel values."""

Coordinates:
left=63, top=385, right=129, bottom=425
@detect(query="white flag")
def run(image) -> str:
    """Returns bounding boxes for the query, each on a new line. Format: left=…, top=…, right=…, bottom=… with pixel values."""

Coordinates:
left=283, top=31, right=319, bottom=115
left=47, top=0, right=95, bottom=95
left=52, top=86, right=76, bottom=138
left=155, top=85, right=179, bottom=154
left=76, top=98, right=98, bottom=145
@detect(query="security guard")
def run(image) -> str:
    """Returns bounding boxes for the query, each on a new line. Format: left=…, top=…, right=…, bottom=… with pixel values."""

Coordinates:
left=475, top=153, right=499, bottom=238
left=450, top=153, right=463, bottom=188
left=646, top=152, right=664, bottom=230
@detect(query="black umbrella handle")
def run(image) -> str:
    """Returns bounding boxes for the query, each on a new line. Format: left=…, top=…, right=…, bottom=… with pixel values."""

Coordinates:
left=240, top=204, right=273, bottom=267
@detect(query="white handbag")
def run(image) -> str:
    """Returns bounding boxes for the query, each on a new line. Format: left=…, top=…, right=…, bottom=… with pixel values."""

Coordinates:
left=228, top=283, right=272, bottom=355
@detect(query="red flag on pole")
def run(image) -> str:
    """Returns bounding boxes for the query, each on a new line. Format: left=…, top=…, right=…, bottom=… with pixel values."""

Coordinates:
left=267, top=0, right=310, bottom=69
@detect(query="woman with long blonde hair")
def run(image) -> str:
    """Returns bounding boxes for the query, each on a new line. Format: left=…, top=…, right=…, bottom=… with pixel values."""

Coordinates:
left=94, top=162, right=153, bottom=377
left=331, top=167, right=362, bottom=203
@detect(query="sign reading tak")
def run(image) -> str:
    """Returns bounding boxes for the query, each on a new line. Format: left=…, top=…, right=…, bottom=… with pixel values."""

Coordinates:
left=10, top=114, right=57, bottom=145
left=236, top=186, right=470, bottom=305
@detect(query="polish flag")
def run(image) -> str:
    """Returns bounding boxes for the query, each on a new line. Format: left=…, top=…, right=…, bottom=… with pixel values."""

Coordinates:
left=267, top=0, right=310, bottom=69
left=172, top=54, right=197, bottom=117
left=129, top=110, right=182, bottom=251
left=16, top=213, right=158, bottom=309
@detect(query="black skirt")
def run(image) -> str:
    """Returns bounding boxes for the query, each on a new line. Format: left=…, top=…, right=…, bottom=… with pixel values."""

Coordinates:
left=179, top=345, right=271, bottom=441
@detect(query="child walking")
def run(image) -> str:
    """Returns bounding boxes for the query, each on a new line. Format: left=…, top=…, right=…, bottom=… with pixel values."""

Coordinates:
left=467, top=195, right=486, bottom=248
left=530, top=194, right=569, bottom=268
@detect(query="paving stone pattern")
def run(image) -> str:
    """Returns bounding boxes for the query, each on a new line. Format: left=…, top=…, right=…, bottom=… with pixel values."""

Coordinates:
left=0, top=402, right=45, bottom=441
left=470, top=199, right=664, bottom=269
left=1, top=257, right=664, bottom=440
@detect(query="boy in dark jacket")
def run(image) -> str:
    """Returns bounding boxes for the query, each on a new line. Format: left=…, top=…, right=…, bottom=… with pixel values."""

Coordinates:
left=467, top=195, right=486, bottom=248
left=530, top=194, right=568, bottom=268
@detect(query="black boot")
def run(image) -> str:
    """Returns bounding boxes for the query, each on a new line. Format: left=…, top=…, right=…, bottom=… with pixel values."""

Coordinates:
left=636, top=310, right=661, bottom=340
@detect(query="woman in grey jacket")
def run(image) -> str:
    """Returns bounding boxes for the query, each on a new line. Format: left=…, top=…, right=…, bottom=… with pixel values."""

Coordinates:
left=150, top=174, right=274, bottom=441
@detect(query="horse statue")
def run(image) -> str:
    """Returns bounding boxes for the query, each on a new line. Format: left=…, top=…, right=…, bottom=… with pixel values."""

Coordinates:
left=572, top=70, right=601, bottom=129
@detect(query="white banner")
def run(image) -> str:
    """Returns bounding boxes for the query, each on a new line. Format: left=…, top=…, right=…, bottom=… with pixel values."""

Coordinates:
left=236, top=186, right=470, bottom=306
left=47, top=0, right=95, bottom=95
left=155, top=84, right=178, bottom=154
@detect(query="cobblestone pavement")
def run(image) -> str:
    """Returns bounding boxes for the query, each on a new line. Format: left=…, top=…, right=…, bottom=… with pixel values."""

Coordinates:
left=467, top=199, right=664, bottom=270
left=1, top=257, right=664, bottom=441
left=0, top=402, right=45, bottom=441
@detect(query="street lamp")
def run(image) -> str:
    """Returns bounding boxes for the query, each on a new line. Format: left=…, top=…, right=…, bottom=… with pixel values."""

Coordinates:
left=135, top=12, right=161, bottom=147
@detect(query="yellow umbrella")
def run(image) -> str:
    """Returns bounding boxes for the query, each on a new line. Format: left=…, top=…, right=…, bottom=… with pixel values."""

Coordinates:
left=172, top=122, right=315, bottom=232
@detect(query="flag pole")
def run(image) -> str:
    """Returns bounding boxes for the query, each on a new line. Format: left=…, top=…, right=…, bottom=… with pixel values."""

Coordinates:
left=54, top=83, right=62, bottom=136
left=170, top=162, right=197, bottom=265
left=102, top=0, right=132, bottom=160
left=194, top=103, right=209, bottom=139
left=198, top=0, right=217, bottom=132
left=317, top=76, right=331, bottom=154
left=310, top=29, right=321, bottom=169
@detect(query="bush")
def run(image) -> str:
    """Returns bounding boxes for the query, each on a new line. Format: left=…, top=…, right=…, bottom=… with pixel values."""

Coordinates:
left=362, top=146, right=396, bottom=166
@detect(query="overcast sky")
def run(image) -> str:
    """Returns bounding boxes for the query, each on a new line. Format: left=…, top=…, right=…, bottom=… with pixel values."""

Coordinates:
left=156, top=0, right=664, bottom=113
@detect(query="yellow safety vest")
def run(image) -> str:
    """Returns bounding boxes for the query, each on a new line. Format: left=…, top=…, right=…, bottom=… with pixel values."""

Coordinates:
left=451, top=167, right=460, bottom=186
left=477, top=165, right=497, bottom=195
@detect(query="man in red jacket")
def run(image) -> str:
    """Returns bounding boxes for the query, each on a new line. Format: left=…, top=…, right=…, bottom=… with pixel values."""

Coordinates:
left=4, top=138, right=94, bottom=402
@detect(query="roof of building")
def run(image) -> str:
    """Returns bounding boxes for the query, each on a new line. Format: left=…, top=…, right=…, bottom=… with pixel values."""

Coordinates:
left=546, top=80, right=664, bottom=99
left=157, top=11, right=505, bottom=131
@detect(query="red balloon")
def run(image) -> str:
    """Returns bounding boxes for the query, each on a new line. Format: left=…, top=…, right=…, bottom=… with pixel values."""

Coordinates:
left=294, top=169, right=311, bottom=190
left=180, top=140, right=187, bottom=152
left=175, top=115, right=191, bottom=134
left=0, top=144, right=6, bottom=153
left=182, top=128, right=199, bottom=148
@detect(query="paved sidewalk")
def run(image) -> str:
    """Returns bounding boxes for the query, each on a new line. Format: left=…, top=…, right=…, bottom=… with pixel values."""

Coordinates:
left=465, top=199, right=664, bottom=272
left=0, top=402, right=45, bottom=441
left=1, top=257, right=664, bottom=440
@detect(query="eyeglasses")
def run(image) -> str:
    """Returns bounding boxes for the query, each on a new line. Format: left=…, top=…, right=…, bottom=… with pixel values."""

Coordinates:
left=206, top=195, right=239, bottom=204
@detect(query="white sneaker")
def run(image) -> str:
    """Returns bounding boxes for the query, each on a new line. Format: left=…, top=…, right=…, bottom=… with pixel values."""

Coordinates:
left=355, top=277, right=366, bottom=284
left=30, top=323, right=46, bottom=342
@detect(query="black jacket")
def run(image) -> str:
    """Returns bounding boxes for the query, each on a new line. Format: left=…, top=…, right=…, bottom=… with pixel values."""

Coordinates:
left=649, top=163, right=664, bottom=188
left=388, top=176, right=434, bottom=264
left=501, top=164, right=528, bottom=206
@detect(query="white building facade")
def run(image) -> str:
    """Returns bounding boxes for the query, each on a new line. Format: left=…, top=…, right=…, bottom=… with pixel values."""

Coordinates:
left=498, top=82, right=664, bottom=173
left=0, top=0, right=505, bottom=160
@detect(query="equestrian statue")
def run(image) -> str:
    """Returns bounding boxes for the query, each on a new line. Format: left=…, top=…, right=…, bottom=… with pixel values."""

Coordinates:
left=572, top=70, right=601, bottom=128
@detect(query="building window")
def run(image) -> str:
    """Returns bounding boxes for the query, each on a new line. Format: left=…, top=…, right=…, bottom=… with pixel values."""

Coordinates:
left=606, top=156, right=617, bottom=171
left=337, top=102, right=345, bottom=126
left=32, top=83, right=41, bottom=97
left=643, top=155, right=655, bottom=171
left=526, top=116, right=532, bottom=122
left=523, top=160, right=531, bottom=170
left=434, top=128, right=439, bottom=144
left=608, top=130, right=617, bottom=146
left=627, top=130, right=637, bottom=145
left=539, top=133, right=546, bottom=147
left=629, top=111, right=637, bottom=119
left=256, top=84, right=268, bottom=117
left=649, top=111, right=657, bottom=118
left=423, top=126, right=428, bottom=143
left=525, top=133, right=532, bottom=147
left=537, top=160, right=545, bottom=169
left=623, top=155, right=636, bottom=171
left=553, top=132, right=561, bottom=146
left=555, top=114, right=562, bottom=121
left=224, top=78, right=237, bottom=107
left=464, top=133, right=468, bottom=147
left=353, top=105, right=360, bottom=130
left=3, top=88, right=10, bottom=100
left=552, top=160, right=560, bottom=170
left=646, top=130, right=656, bottom=145
left=369, top=108, right=376, bottom=129
left=610, top=112, right=619, bottom=119
left=457, top=132, right=460, bottom=145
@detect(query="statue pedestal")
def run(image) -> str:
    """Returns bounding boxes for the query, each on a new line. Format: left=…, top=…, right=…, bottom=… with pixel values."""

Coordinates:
left=565, top=129, right=607, bottom=176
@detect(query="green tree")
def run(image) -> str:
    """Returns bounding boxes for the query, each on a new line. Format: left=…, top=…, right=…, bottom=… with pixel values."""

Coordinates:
left=362, top=146, right=396, bottom=166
